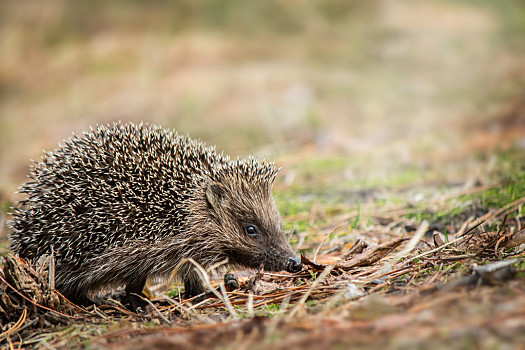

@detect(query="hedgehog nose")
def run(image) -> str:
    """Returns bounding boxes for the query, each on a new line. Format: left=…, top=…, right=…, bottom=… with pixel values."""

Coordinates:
left=286, top=256, right=302, bottom=273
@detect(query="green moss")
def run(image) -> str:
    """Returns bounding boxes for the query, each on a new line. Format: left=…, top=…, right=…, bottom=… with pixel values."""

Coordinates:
left=166, top=285, right=183, bottom=298
left=254, top=303, right=282, bottom=318
left=275, top=192, right=313, bottom=217
left=476, top=179, right=525, bottom=210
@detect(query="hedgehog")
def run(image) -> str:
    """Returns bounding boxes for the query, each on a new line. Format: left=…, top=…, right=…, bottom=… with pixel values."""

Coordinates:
left=9, top=122, right=302, bottom=310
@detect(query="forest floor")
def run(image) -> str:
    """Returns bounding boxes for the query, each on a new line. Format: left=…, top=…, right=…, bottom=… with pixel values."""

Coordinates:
left=1, top=137, right=525, bottom=350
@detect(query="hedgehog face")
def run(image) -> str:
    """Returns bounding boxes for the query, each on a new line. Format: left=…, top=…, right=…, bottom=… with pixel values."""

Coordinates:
left=205, top=180, right=302, bottom=274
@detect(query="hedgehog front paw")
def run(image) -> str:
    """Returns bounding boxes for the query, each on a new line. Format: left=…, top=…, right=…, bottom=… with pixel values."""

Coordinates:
left=224, top=272, right=240, bottom=291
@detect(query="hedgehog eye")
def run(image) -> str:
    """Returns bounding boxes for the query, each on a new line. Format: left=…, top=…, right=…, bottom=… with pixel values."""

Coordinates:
left=244, top=224, right=258, bottom=237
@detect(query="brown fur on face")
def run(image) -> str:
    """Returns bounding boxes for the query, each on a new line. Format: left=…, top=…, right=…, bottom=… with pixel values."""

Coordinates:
left=202, top=175, right=296, bottom=271
left=172, top=174, right=299, bottom=297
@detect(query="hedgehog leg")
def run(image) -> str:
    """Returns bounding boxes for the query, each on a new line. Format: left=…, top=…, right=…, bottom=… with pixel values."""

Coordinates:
left=125, top=276, right=148, bottom=312
left=183, top=269, right=206, bottom=299
left=54, top=267, right=95, bottom=307
left=57, top=285, right=95, bottom=307
left=66, top=292, right=94, bottom=307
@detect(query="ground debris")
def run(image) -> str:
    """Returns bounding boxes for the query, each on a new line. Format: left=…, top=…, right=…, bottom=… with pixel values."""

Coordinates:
left=0, top=255, right=74, bottom=344
left=437, top=259, right=519, bottom=291
left=337, top=237, right=408, bottom=270
left=97, top=316, right=268, bottom=350
left=300, top=237, right=407, bottom=273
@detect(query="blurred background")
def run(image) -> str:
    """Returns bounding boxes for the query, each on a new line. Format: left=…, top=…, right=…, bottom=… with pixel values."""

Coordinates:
left=0, top=0, right=524, bottom=202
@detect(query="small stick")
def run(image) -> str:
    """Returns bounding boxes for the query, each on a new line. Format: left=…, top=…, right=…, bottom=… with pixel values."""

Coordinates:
left=247, top=292, right=254, bottom=318
left=391, top=220, right=429, bottom=264
left=400, top=235, right=470, bottom=267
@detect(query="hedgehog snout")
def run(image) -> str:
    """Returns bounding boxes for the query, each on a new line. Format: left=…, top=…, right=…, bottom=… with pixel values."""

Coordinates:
left=285, top=256, right=302, bottom=273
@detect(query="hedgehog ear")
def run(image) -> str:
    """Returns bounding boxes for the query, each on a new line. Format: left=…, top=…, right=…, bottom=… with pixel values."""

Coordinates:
left=206, top=183, right=225, bottom=211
